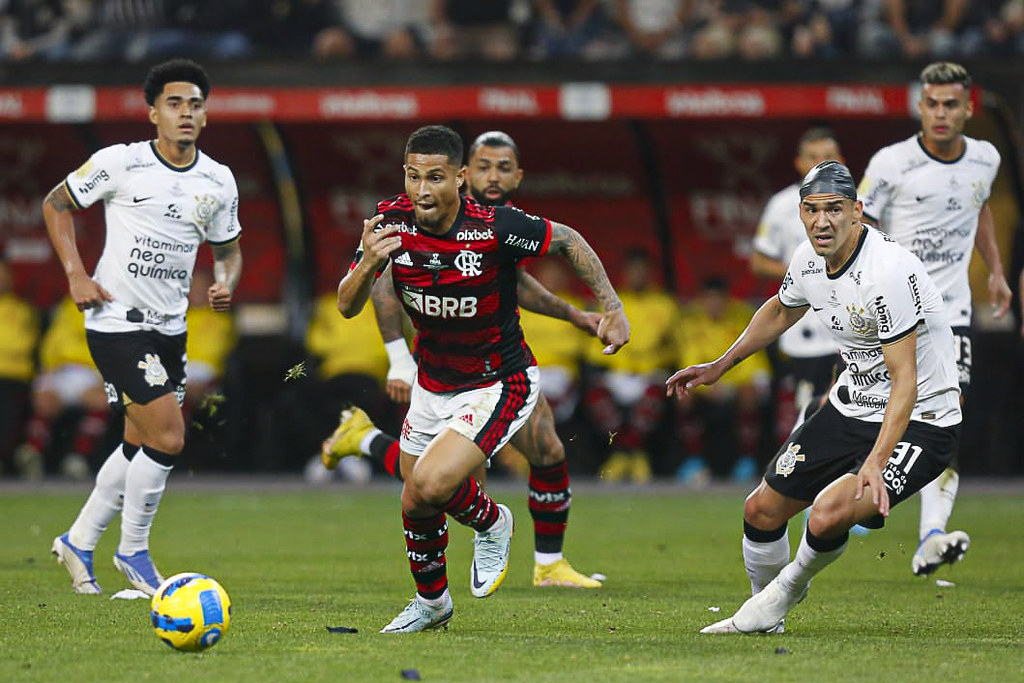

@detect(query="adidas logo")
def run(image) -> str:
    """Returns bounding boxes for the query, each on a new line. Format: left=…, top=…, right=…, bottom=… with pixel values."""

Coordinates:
left=394, top=252, right=413, bottom=266
left=459, top=413, right=474, bottom=425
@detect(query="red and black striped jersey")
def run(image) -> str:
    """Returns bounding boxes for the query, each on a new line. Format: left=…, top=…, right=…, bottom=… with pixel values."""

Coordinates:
left=351, top=194, right=552, bottom=392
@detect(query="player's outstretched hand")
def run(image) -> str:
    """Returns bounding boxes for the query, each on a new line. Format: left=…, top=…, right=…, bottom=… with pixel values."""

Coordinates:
left=854, top=460, right=889, bottom=517
left=597, top=307, right=629, bottom=354
left=665, top=361, right=723, bottom=398
left=69, top=271, right=114, bottom=311
left=386, top=379, right=412, bottom=404
left=568, top=308, right=602, bottom=336
left=361, top=214, right=401, bottom=269
left=208, top=282, right=232, bottom=311
left=988, top=273, right=1011, bottom=319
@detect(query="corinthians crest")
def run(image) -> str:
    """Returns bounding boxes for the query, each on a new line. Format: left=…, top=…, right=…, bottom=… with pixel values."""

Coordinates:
left=846, top=304, right=876, bottom=337
left=138, top=353, right=169, bottom=387
left=192, top=193, right=218, bottom=227
left=775, top=443, right=805, bottom=477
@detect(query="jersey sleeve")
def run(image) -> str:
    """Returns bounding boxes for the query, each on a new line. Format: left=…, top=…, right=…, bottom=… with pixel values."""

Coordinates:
left=63, top=144, right=127, bottom=210
left=866, top=257, right=924, bottom=345
left=207, top=168, right=241, bottom=245
left=494, top=206, right=552, bottom=259
left=777, top=250, right=809, bottom=308
left=857, top=149, right=896, bottom=223
left=751, top=193, right=786, bottom=260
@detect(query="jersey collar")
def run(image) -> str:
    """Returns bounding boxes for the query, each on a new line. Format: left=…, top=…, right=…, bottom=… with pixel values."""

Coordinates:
left=916, top=133, right=966, bottom=165
left=826, top=224, right=869, bottom=280
left=149, top=141, right=200, bottom=172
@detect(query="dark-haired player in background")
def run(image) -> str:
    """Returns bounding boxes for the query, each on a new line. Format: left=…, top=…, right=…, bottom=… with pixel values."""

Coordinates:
left=47, top=59, right=243, bottom=596
left=859, top=61, right=1011, bottom=577
left=325, top=130, right=607, bottom=590
left=337, top=125, right=628, bottom=632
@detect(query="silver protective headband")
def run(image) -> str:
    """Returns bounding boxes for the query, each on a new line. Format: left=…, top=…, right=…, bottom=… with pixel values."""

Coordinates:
left=799, top=161, right=857, bottom=201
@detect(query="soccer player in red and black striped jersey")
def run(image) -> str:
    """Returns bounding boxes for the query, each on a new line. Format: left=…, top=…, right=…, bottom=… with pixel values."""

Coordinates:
left=325, top=130, right=609, bottom=591
left=337, top=125, right=628, bottom=632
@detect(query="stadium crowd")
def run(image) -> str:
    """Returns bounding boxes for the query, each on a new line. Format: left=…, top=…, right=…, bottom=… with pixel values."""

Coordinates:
left=3, top=0, right=1024, bottom=63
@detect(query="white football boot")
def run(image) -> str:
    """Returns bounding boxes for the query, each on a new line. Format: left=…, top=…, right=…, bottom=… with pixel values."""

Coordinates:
left=52, top=534, right=101, bottom=595
left=701, top=580, right=808, bottom=634
left=912, top=529, right=970, bottom=576
left=470, top=504, right=514, bottom=598
left=380, top=594, right=454, bottom=633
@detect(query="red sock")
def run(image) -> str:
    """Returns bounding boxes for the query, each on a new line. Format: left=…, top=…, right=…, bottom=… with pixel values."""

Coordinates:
left=402, top=512, right=448, bottom=600
left=528, top=461, right=571, bottom=554
left=25, top=414, right=51, bottom=453
left=72, top=409, right=108, bottom=457
left=442, top=477, right=499, bottom=531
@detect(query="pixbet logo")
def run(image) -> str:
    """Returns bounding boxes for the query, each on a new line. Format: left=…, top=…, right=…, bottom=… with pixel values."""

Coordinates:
left=456, top=228, right=493, bottom=241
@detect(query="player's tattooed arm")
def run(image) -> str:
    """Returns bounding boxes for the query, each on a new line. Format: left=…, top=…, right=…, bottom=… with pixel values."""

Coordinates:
left=547, top=221, right=628, bottom=353
left=209, top=240, right=243, bottom=311
left=42, top=182, right=113, bottom=310
left=43, top=182, right=77, bottom=213
left=547, top=222, right=621, bottom=312
left=516, top=270, right=601, bottom=335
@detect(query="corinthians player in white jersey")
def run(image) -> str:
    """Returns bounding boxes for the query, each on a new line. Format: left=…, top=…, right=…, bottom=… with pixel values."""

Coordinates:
left=45, top=59, right=243, bottom=596
left=858, top=62, right=1012, bottom=577
left=668, top=161, right=961, bottom=634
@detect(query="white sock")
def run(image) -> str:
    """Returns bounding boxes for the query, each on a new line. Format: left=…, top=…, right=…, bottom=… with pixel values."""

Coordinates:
left=118, top=450, right=172, bottom=556
left=743, top=529, right=790, bottom=595
left=68, top=445, right=130, bottom=550
left=535, top=551, right=562, bottom=565
left=359, top=428, right=381, bottom=456
left=418, top=589, right=450, bottom=608
left=777, top=530, right=847, bottom=596
left=919, top=468, right=959, bottom=540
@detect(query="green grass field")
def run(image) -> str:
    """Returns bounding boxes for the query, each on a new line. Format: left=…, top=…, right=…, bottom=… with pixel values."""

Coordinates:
left=1, top=481, right=1022, bottom=682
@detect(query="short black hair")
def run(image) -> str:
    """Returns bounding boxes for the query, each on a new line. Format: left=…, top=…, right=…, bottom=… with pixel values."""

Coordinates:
left=405, top=125, right=464, bottom=166
left=624, top=246, right=651, bottom=263
left=468, top=131, right=520, bottom=164
left=920, top=62, right=971, bottom=90
left=143, top=59, right=211, bottom=106
left=700, top=275, right=729, bottom=292
left=797, top=126, right=837, bottom=152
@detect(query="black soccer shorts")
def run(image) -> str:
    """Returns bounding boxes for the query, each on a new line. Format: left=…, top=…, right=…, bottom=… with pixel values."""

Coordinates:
left=86, top=330, right=187, bottom=411
left=765, top=401, right=959, bottom=526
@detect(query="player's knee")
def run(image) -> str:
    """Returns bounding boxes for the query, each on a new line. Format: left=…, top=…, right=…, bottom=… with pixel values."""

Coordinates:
left=148, top=427, right=185, bottom=455
left=405, top=468, right=455, bottom=508
left=743, top=489, right=787, bottom=530
left=806, top=499, right=852, bottom=538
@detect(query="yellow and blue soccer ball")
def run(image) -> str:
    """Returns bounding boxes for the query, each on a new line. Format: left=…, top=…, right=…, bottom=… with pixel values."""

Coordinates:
left=150, top=573, right=231, bottom=652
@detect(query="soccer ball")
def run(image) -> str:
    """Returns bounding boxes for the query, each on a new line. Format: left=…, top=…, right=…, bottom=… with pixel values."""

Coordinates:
left=150, top=573, right=231, bottom=652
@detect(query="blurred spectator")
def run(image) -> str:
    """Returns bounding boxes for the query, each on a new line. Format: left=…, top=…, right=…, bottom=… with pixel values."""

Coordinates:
left=333, top=0, right=426, bottom=59
left=64, top=0, right=165, bottom=62
left=286, top=292, right=393, bottom=479
left=789, top=0, right=859, bottom=59
left=982, top=0, right=1024, bottom=55
left=611, top=0, right=690, bottom=60
left=0, top=259, right=39, bottom=476
left=689, top=1, right=785, bottom=60
left=15, top=296, right=109, bottom=480
left=183, top=270, right=236, bottom=426
left=428, top=0, right=519, bottom=61
left=861, top=0, right=983, bottom=59
left=247, top=0, right=352, bottom=59
left=530, top=0, right=604, bottom=59
left=674, top=276, right=771, bottom=486
left=585, top=248, right=678, bottom=483
left=144, top=1, right=254, bottom=61
left=0, top=0, right=78, bottom=61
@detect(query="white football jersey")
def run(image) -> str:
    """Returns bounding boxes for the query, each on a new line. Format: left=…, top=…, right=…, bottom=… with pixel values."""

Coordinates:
left=779, top=227, right=960, bottom=427
left=753, top=183, right=838, bottom=358
left=858, top=135, right=999, bottom=327
left=65, top=141, right=241, bottom=335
